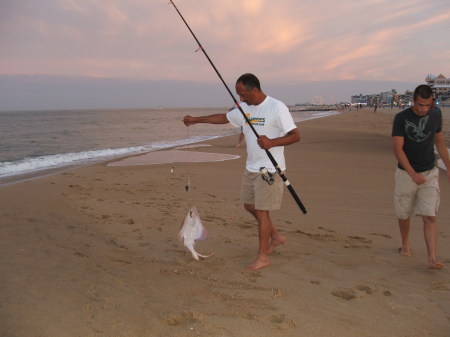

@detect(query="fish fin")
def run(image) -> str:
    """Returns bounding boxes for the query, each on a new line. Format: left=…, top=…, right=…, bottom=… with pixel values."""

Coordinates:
left=191, top=213, right=207, bottom=240
left=196, top=252, right=214, bottom=259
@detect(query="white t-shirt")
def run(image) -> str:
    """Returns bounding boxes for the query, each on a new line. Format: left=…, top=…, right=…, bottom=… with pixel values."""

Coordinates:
left=226, top=96, right=297, bottom=173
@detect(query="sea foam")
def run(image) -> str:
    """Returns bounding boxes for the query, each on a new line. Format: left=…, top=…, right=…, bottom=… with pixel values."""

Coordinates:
left=0, top=135, right=218, bottom=178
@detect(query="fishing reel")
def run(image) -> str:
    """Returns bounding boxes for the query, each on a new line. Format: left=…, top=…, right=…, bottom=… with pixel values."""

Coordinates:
left=259, top=167, right=275, bottom=185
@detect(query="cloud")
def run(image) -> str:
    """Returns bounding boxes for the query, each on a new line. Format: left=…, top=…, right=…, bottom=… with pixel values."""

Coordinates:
left=0, top=0, right=449, bottom=84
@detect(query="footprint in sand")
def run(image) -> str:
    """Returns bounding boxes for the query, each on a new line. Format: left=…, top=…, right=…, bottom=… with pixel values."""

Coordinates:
left=428, top=282, right=450, bottom=292
left=267, top=314, right=297, bottom=329
left=296, top=229, right=336, bottom=241
left=297, top=229, right=373, bottom=249
left=332, top=284, right=377, bottom=300
left=332, top=288, right=358, bottom=300
left=370, top=232, right=392, bottom=239
left=318, top=226, right=335, bottom=233
left=272, top=288, right=285, bottom=298
left=73, top=251, right=90, bottom=258
left=243, top=270, right=262, bottom=283
left=164, top=311, right=204, bottom=326
left=383, top=290, right=393, bottom=297
left=343, top=235, right=372, bottom=249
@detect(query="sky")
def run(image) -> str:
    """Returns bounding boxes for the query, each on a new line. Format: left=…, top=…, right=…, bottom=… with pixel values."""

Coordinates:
left=0, top=0, right=449, bottom=110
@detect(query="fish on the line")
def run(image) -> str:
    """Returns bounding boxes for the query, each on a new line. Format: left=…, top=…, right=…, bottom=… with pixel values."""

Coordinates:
left=178, top=206, right=212, bottom=260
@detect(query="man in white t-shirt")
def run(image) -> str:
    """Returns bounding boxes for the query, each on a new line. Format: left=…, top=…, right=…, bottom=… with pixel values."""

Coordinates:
left=183, top=73, right=300, bottom=270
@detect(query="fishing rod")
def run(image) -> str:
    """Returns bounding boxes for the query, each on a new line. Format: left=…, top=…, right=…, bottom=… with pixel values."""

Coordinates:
left=169, top=0, right=307, bottom=214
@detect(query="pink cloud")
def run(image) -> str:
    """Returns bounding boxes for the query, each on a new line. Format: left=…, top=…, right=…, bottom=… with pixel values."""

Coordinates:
left=1, top=0, right=448, bottom=83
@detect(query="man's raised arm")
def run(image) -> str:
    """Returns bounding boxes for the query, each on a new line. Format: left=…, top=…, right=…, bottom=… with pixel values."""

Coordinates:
left=183, top=114, right=229, bottom=126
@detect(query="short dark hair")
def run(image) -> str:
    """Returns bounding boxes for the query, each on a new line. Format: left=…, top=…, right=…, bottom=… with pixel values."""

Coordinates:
left=413, top=85, right=433, bottom=100
left=236, top=73, right=261, bottom=91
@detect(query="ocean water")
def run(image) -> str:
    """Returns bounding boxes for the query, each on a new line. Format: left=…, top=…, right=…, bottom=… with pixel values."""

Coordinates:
left=0, top=107, right=339, bottom=185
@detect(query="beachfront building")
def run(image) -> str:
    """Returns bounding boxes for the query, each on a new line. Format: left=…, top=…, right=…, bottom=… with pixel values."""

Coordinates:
left=402, top=90, right=413, bottom=107
left=426, top=74, right=450, bottom=101
left=379, top=90, right=397, bottom=107
left=391, top=90, right=413, bottom=108
left=351, top=91, right=396, bottom=107
left=351, top=90, right=413, bottom=108
left=366, top=94, right=380, bottom=107
left=350, top=73, right=450, bottom=108
left=351, top=94, right=367, bottom=105
left=441, top=98, right=450, bottom=108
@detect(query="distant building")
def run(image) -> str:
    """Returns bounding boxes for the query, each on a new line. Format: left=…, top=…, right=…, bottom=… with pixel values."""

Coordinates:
left=351, top=94, right=368, bottom=105
left=380, top=90, right=396, bottom=106
left=349, top=74, right=450, bottom=107
left=425, top=74, right=450, bottom=101
left=441, top=98, right=450, bottom=108
left=402, top=90, right=413, bottom=106
left=366, top=94, right=380, bottom=106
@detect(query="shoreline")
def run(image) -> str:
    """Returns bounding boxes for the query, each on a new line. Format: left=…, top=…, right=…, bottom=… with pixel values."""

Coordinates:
left=1, top=108, right=449, bottom=336
left=2, top=107, right=448, bottom=187
left=0, top=109, right=340, bottom=186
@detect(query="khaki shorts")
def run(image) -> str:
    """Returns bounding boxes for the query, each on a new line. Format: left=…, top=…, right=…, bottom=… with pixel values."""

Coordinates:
left=394, top=167, right=440, bottom=219
left=241, top=169, right=284, bottom=211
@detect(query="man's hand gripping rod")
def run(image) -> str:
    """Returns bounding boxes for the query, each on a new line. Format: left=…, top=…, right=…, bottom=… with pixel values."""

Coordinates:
left=169, top=0, right=307, bottom=214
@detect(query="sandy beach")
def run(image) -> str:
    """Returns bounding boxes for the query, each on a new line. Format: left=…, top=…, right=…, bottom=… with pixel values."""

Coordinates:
left=1, top=108, right=449, bottom=337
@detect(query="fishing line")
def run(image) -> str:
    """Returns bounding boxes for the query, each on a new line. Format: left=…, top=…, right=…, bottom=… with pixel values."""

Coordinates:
left=185, top=126, right=191, bottom=210
left=169, top=0, right=307, bottom=214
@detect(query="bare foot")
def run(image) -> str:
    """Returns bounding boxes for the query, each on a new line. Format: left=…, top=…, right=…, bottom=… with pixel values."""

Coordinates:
left=267, top=235, right=286, bottom=254
left=399, top=247, right=412, bottom=257
left=428, top=261, right=444, bottom=270
left=246, top=256, right=270, bottom=271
